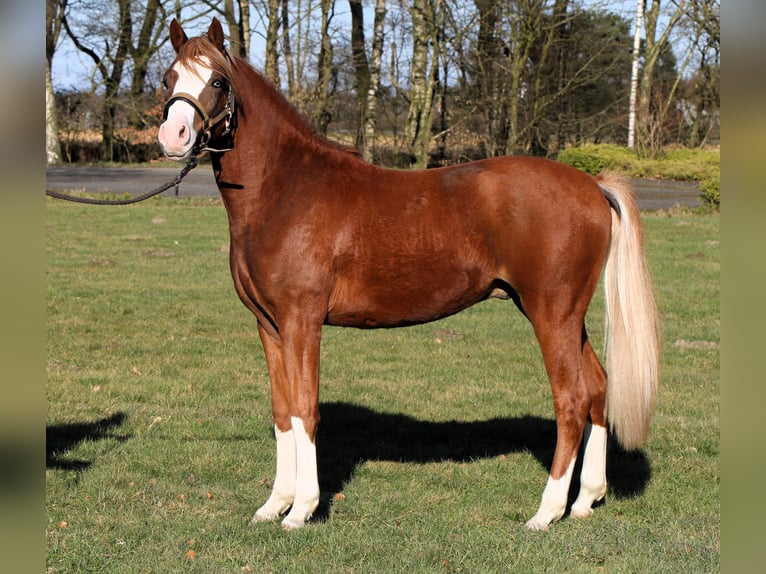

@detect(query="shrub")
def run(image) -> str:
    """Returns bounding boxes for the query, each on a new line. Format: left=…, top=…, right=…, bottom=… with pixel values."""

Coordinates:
left=557, top=144, right=640, bottom=175
left=557, top=144, right=720, bottom=183
left=700, top=175, right=720, bottom=210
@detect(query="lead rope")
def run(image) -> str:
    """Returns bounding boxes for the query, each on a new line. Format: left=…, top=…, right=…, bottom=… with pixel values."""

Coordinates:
left=46, top=155, right=199, bottom=206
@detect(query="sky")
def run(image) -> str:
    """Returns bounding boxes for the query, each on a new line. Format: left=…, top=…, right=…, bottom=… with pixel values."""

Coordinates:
left=50, top=1, right=657, bottom=92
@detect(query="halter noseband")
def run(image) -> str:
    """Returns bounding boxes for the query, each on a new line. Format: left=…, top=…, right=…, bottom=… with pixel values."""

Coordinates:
left=162, top=83, right=235, bottom=152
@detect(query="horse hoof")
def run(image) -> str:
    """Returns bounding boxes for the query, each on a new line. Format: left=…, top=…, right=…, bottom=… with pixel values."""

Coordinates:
left=524, top=516, right=551, bottom=531
left=251, top=509, right=280, bottom=524
left=281, top=516, right=305, bottom=531
left=569, top=505, right=594, bottom=519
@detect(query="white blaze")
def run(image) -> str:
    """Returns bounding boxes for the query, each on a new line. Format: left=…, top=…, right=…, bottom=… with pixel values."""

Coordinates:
left=157, top=58, right=213, bottom=159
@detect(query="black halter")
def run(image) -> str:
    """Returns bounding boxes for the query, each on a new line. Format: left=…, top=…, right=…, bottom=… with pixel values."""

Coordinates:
left=162, top=83, right=235, bottom=152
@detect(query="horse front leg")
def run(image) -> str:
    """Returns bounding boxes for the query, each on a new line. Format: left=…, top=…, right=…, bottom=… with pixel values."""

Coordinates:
left=252, top=324, right=296, bottom=524
left=252, top=317, right=322, bottom=531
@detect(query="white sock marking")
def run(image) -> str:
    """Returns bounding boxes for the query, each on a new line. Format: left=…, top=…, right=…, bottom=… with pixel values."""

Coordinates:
left=526, top=457, right=576, bottom=531
left=252, top=425, right=295, bottom=522
left=571, top=423, right=608, bottom=518
left=281, top=417, right=320, bottom=530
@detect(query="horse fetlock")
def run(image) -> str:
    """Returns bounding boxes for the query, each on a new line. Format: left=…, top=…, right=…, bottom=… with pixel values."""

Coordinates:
left=251, top=494, right=293, bottom=524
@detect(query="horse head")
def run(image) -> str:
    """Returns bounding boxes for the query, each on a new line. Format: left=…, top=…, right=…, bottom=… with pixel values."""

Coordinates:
left=157, top=18, right=235, bottom=160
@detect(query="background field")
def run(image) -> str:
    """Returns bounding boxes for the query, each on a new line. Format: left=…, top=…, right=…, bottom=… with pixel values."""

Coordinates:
left=46, top=198, right=719, bottom=573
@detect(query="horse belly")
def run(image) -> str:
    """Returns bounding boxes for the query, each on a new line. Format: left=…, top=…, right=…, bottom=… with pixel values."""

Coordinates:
left=326, top=260, right=492, bottom=328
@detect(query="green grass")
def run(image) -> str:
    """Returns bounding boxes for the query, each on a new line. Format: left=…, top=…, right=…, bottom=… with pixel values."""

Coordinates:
left=46, top=198, right=719, bottom=573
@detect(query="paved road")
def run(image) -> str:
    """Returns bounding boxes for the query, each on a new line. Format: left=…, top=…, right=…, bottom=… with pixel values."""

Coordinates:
left=46, top=164, right=701, bottom=210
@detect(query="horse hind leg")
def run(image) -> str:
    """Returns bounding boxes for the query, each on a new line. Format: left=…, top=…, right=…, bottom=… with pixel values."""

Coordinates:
left=524, top=315, right=592, bottom=531
left=570, top=340, right=608, bottom=519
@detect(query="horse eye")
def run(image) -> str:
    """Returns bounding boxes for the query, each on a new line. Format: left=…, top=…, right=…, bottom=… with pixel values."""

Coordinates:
left=212, top=79, right=224, bottom=89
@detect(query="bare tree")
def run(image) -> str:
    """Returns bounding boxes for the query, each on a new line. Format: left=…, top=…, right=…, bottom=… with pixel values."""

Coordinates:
left=636, top=0, right=686, bottom=155
left=313, top=0, right=336, bottom=135
left=526, top=0, right=570, bottom=156
left=405, top=0, right=443, bottom=168
left=46, top=0, right=713, bottom=166
left=46, top=0, right=66, bottom=164
left=264, top=0, right=281, bottom=85
left=680, top=0, right=719, bottom=147
left=504, top=0, right=548, bottom=154
left=280, top=0, right=297, bottom=97
left=361, top=0, right=387, bottom=161
left=127, top=0, right=166, bottom=127
left=349, top=0, right=370, bottom=149
left=212, top=0, right=250, bottom=58
left=63, top=0, right=133, bottom=162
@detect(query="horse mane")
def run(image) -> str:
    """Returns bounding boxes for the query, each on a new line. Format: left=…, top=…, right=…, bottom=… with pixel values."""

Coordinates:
left=176, top=36, right=361, bottom=159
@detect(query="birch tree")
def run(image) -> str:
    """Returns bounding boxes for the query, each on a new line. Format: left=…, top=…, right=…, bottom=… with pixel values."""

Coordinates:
left=46, top=0, right=66, bottom=164
left=627, top=0, right=644, bottom=148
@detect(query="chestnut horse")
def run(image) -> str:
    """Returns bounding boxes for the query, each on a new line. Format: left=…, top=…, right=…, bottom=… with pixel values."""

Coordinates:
left=158, top=19, right=659, bottom=531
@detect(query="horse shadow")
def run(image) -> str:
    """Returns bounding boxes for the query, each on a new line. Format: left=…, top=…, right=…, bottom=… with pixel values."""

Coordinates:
left=46, top=412, right=130, bottom=471
left=313, top=401, right=651, bottom=522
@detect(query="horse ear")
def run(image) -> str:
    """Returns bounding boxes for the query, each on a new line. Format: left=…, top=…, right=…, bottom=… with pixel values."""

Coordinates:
left=169, top=19, right=188, bottom=54
left=208, top=17, right=226, bottom=52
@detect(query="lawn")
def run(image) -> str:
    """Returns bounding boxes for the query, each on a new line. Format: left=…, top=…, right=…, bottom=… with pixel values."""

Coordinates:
left=46, top=197, right=719, bottom=573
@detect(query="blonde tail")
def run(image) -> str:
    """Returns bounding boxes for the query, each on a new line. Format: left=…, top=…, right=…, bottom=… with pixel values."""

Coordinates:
left=599, top=172, right=661, bottom=450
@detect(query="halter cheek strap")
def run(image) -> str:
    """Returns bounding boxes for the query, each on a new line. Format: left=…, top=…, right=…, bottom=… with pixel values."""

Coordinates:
left=162, top=84, right=235, bottom=151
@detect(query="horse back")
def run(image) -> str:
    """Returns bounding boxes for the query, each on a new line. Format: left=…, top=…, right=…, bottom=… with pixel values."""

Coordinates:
left=316, top=155, right=613, bottom=327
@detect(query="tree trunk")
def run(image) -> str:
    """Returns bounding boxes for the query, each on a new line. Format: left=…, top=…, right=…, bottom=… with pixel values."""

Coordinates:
left=361, top=0, right=386, bottom=161
left=281, top=0, right=296, bottom=97
left=636, top=0, right=686, bottom=155
left=627, top=0, right=644, bottom=148
left=100, top=0, right=131, bottom=162
left=46, top=64, right=62, bottom=164
left=505, top=1, right=544, bottom=155
left=128, top=0, right=162, bottom=128
left=264, top=0, right=281, bottom=85
left=349, top=0, right=370, bottom=149
left=222, top=0, right=250, bottom=58
left=46, top=0, right=64, bottom=164
left=528, top=0, right=569, bottom=156
left=473, top=0, right=504, bottom=157
left=313, top=0, right=335, bottom=135
left=239, top=0, right=251, bottom=57
left=405, top=0, right=442, bottom=169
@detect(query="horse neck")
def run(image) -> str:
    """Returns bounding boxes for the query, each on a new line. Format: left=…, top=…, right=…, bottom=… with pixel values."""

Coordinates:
left=214, top=63, right=360, bottom=205
left=226, top=67, right=318, bottom=164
